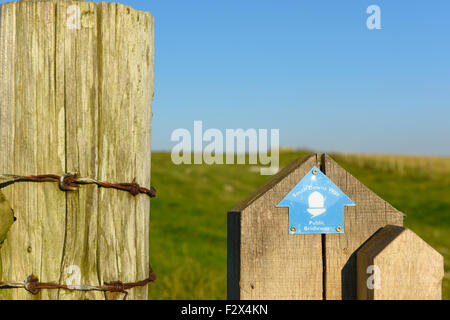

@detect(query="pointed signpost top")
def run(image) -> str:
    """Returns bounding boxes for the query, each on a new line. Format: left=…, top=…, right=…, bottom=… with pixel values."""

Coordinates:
left=277, top=166, right=355, bottom=234
left=228, top=154, right=407, bottom=300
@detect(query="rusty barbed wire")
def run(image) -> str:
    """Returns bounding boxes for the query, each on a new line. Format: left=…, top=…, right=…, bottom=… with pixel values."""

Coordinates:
left=0, top=173, right=156, bottom=198
left=0, top=266, right=156, bottom=300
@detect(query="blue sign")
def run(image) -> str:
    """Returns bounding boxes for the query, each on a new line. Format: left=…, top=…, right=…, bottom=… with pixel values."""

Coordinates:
left=277, top=166, right=355, bottom=234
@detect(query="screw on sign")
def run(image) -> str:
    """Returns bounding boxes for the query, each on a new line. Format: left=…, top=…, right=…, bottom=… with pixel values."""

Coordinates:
left=277, top=166, right=355, bottom=234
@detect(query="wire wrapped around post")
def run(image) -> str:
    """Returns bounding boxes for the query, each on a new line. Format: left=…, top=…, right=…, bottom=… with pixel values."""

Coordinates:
left=0, top=172, right=157, bottom=299
left=0, top=266, right=157, bottom=300
left=0, top=173, right=156, bottom=198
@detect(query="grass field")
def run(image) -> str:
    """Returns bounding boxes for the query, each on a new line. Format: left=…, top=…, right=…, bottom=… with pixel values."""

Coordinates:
left=149, top=151, right=450, bottom=300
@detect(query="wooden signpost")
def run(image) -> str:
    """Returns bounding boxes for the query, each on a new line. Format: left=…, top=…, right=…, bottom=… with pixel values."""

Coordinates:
left=357, top=225, right=444, bottom=300
left=228, top=153, right=444, bottom=300
left=0, top=0, right=154, bottom=300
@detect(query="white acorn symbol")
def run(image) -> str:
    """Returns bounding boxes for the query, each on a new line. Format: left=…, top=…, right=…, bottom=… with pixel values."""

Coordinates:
left=307, top=191, right=327, bottom=217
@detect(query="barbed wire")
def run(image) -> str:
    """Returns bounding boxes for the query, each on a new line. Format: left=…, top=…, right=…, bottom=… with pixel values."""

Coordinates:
left=0, top=266, right=157, bottom=300
left=0, top=174, right=157, bottom=299
left=0, top=173, right=156, bottom=198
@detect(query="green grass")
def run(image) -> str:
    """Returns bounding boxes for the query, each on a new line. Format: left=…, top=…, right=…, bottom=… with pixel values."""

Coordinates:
left=149, top=151, right=450, bottom=300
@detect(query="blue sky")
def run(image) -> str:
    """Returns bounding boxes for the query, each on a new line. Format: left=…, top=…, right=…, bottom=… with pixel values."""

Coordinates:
left=2, top=1, right=450, bottom=155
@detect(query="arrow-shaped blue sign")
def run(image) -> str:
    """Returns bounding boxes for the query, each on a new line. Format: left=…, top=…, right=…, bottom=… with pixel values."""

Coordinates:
left=277, top=166, right=355, bottom=234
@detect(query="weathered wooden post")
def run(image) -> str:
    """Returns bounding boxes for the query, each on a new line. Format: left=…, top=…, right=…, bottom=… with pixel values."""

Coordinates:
left=0, top=0, right=154, bottom=300
left=228, top=153, right=443, bottom=300
left=357, top=225, right=444, bottom=300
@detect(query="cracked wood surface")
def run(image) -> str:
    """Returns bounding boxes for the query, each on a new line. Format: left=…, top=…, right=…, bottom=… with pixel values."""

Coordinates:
left=0, top=0, right=154, bottom=300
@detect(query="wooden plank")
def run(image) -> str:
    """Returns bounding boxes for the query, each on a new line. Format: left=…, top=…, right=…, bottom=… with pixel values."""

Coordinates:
left=227, top=212, right=241, bottom=300
left=230, top=154, right=324, bottom=300
left=322, top=154, right=404, bottom=300
left=35, top=0, right=67, bottom=300
left=0, top=1, right=17, bottom=300
left=131, top=5, right=155, bottom=301
left=357, top=225, right=444, bottom=300
left=96, top=2, right=154, bottom=300
left=0, top=0, right=66, bottom=300
left=0, top=0, right=154, bottom=300
left=57, top=0, right=102, bottom=300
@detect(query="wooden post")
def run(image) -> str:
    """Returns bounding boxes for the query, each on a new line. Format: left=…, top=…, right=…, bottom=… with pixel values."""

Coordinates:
left=228, top=154, right=324, bottom=300
left=228, top=153, right=405, bottom=300
left=321, top=154, right=404, bottom=299
left=0, top=0, right=154, bottom=300
left=357, top=225, right=444, bottom=300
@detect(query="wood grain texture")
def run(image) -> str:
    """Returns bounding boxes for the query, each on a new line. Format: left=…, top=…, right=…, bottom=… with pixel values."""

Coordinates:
left=228, top=154, right=324, bottom=300
left=0, top=0, right=154, bottom=300
left=0, top=2, right=17, bottom=296
left=228, top=153, right=410, bottom=300
left=357, top=225, right=444, bottom=300
left=322, top=154, right=404, bottom=300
